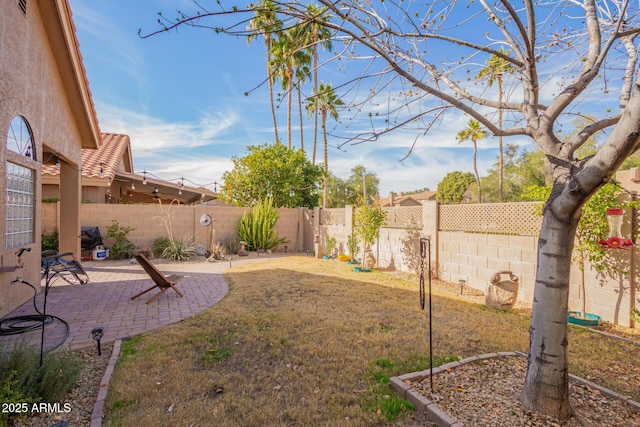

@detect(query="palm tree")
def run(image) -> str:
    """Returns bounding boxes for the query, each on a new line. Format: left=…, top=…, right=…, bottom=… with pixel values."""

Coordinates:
left=247, top=1, right=282, bottom=143
left=309, top=5, right=333, bottom=166
left=300, top=4, right=333, bottom=164
left=456, top=119, right=487, bottom=203
left=271, top=31, right=309, bottom=149
left=477, top=49, right=515, bottom=202
left=289, top=25, right=312, bottom=152
left=307, top=82, right=343, bottom=207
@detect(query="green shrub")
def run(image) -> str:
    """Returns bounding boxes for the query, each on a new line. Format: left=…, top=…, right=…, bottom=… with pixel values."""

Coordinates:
left=237, top=198, right=287, bottom=251
left=0, top=370, right=37, bottom=426
left=105, top=220, right=136, bottom=259
left=0, top=341, right=81, bottom=405
left=152, top=236, right=171, bottom=257
left=41, top=230, right=59, bottom=252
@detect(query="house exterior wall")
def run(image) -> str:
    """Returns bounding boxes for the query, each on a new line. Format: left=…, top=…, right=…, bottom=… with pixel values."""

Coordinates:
left=0, top=0, right=94, bottom=316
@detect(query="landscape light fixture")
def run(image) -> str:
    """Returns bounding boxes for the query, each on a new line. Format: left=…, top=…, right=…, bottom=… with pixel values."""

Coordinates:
left=91, top=327, right=105, bottom=356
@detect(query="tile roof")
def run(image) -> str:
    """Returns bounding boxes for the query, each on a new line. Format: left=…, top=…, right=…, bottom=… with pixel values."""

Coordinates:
left=378, top=190, right=437, bottom=207
left=42, top=133, right=130, bottom=180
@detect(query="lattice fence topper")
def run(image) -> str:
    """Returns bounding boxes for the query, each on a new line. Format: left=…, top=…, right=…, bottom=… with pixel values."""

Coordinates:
left=382, top=206, right=423, bottom=229
left=439, top=202, right=543, bottom=235
left=320, top=208, right=346, bottom=226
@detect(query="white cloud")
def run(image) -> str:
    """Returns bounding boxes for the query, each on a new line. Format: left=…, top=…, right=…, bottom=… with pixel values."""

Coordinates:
left=96, top=102, right=240, bottom=153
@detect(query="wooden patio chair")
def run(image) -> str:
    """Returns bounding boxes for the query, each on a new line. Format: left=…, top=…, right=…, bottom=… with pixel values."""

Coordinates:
left=131, top=254, right=184, bottom=304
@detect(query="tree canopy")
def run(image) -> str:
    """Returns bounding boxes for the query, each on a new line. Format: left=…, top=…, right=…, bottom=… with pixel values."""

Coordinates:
left=436, top=171, right=476, bottom=204
left=219, top=143, right=323, bottom=208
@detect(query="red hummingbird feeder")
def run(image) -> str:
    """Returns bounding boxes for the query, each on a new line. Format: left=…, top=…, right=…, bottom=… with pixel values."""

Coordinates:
left=599, top=208, right=634, bottom=249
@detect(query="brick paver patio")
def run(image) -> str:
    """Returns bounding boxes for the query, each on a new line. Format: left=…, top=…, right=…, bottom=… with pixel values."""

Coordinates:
left=0, top=254, right=276, bottom=350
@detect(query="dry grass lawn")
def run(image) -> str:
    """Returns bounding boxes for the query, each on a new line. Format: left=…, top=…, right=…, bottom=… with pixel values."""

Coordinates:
left=104, top=256, right=640, bottom=426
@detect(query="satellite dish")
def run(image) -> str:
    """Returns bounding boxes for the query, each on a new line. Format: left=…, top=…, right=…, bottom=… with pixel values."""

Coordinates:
left=200, top=214, right=212, bottom=227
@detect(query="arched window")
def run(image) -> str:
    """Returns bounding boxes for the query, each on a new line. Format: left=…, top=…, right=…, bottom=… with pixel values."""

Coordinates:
left=7, top=115, right=36, bottom=160
left=6, top=116, right=35, bottom=248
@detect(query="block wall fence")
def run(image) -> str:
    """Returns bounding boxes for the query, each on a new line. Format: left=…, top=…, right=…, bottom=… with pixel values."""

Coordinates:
left=42, top=201, right=639, bottom=327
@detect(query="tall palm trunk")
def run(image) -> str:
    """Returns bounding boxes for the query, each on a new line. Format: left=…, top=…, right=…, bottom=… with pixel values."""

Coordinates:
left=287, top=66, right=294, bottom=149
left=312, top=31, right=319, bottom=164
left=297, top=83, right=304, bottom=152
left=322, top=109, right=328, bottom=208
left=266, top=37, right=279, bottom=143
left=472, top=141, right=481, bottom=203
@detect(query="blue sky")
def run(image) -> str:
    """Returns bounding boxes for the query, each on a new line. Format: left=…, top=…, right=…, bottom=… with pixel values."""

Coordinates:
left=68, top=0, right=525, bottom=196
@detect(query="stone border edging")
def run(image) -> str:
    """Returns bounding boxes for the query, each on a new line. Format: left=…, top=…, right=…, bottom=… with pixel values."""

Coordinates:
left=90, top=339, right=122, bottom=427
left=389, top=351, right=640, bottom=426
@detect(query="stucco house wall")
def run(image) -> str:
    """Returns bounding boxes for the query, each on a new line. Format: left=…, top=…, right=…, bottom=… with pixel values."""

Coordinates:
left=0, top=0, right=100, bottom=316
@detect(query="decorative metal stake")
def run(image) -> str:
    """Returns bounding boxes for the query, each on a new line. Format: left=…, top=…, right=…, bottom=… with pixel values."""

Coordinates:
left=419, top=237, right=433, bottom=390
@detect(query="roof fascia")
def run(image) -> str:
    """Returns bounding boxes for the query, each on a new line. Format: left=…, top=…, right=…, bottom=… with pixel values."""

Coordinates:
left=40, top=0, right=100, bottom=150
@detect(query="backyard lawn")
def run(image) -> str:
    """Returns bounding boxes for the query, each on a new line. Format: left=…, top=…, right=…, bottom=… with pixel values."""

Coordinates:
left=103, top=256, right=640, bottom=426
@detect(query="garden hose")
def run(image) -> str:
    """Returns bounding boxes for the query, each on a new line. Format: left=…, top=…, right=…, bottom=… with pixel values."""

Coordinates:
left=0, top=278, right=70, bottom=352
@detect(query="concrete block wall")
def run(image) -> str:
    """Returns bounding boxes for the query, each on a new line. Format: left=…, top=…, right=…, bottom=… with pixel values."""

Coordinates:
left=316, top=206, right=353, bottom=257
left=375, top=227, right=423, bottom=274
left=438, top=231, right=538, bottom=305
left=42, top=203, right=311, bottom=256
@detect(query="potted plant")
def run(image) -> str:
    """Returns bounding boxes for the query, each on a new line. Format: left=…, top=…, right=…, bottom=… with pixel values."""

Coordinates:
left=353, top=198, right=387, bottom=271
left=325, top=235, right=336, bottom=259
left=346, top=234, right=359, bottom=264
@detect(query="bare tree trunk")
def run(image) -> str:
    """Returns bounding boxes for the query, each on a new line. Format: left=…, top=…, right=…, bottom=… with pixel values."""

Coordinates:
left=519, top=208, right=579, bottom=419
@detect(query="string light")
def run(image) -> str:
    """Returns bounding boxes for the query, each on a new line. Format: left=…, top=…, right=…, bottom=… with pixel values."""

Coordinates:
left=131, top=181, right=135, bottom=190
left=132, top=169, right=222, bottom=198
left=55, top=154, right=60, bottom=169
left=99, top=163, right=104, bottom=178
